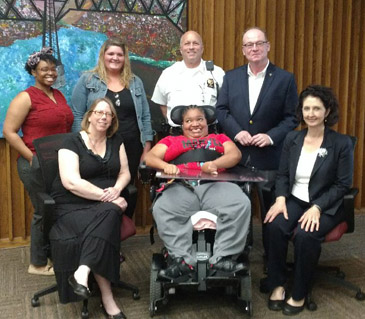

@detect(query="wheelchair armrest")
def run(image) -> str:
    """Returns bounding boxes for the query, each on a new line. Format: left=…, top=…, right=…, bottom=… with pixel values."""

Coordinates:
left=138, top=163, right=156, bottom=184
left=343, top=187, right=359, bottom=233
left=239, top=182, right=252, bottom=197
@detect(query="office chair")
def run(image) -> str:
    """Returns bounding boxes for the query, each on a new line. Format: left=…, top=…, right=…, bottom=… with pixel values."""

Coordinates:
left=260, top=135, right=365, bottom=310
left=304, top=185, right=364, bottom=310
left=30, top=133, right=139, bottom=319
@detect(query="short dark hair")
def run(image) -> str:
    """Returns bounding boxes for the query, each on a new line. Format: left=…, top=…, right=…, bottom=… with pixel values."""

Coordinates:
left=25, top=53, right=58, bottom=75
left=171, top=105, right=216, bottom=125
left=297, top=85, right=339, bottom=127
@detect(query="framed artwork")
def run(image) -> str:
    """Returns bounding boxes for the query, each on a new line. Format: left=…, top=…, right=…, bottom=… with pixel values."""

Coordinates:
left=0, top=0, right=188, bottom=136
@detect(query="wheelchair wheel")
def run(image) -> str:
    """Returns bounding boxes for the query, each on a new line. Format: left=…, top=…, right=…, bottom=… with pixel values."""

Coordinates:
left=239, top=271, right=252, bottom=301
left=247, top=301, right=253, bottom=316
left=149, top=268, right=163, bottom=317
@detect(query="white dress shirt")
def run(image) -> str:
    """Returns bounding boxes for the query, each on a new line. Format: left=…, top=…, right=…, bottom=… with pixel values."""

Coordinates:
left=247, top=60, right=270, bottom=115
left=152, top=59, right=225, bottom=126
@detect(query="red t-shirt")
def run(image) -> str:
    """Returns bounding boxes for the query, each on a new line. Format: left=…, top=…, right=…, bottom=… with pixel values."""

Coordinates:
left=158, top=134, right=231, bottom=171
left=22, top=86, right=74, bottom=153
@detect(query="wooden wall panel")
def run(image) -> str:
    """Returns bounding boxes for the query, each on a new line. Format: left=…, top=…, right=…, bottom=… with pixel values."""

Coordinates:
left=1, top=0, right=364, bottom=246
left=358, top=0, right=365, bottom=213
left=188, top=0, right=365, bottom=209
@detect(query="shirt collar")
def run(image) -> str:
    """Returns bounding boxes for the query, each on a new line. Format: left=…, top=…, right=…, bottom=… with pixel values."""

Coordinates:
left=247, top=60, right=270, bottom=77
left=178, top=59, right=205, bottom=74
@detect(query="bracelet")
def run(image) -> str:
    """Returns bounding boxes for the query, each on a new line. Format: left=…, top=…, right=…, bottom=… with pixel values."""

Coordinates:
left=312, top=204, right=322, bottom=213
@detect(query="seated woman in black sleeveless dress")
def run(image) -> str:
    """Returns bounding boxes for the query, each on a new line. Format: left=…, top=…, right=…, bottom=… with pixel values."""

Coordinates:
left=50, top=97, right=130, bottom=319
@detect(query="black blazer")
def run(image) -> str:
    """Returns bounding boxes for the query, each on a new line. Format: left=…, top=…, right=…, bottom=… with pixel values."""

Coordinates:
left=275, top=128, right=354, bottom=216
left=216, top=63, right=298, bottom=170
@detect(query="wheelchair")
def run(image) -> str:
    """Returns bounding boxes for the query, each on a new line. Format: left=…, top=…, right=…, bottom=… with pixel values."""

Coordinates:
left=140, top=165, right=265, bottom=317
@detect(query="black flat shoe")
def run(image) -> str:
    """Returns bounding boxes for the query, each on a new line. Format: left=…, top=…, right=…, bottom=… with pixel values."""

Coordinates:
left=282, top=301, right=304, bottom=315
left=68, top=275, right=91, bottom=299
left=268, top=299, right=284, bottom=311
left=100, top=302, right=126, bottom=319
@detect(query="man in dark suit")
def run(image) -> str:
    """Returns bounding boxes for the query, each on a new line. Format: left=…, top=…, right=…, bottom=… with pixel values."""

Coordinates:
left=216, top=27, right=298, bottom=170
left=216, top=27, right=299, bottom=264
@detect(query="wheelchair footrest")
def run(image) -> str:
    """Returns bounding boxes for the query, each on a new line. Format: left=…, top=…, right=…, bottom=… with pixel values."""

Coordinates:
left=157, top=275, right=197, bottom=284
left=205, top=276, right=241, bottom=287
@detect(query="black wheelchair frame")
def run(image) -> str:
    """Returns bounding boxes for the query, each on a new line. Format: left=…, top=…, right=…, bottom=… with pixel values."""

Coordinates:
left=139, top=165, right=254, bottom=317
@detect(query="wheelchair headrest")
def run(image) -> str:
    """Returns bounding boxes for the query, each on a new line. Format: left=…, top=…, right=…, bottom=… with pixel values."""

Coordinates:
left=170, top=105, right=216, bottom=125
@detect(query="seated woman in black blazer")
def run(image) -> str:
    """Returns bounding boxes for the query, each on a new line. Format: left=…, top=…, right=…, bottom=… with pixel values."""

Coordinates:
left=264, top=85, right=354, bottom=315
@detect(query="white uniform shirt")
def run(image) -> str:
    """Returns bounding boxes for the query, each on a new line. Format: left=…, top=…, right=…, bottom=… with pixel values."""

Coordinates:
left=152, top=59, right=225, bottom=126
left=291, top=147, right=319, bottom=202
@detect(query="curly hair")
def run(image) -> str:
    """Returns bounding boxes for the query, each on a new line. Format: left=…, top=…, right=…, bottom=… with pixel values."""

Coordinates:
left=297, top=85, right=339, bottom=127
left=24, top=47, right=58, bottom=75
left=89, top=37, right=133, bottom=89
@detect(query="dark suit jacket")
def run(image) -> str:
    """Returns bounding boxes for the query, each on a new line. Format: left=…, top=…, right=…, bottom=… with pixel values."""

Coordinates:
left=216, top=63, right=298, bottom=170
left=275, top=128, right=354, bottom=216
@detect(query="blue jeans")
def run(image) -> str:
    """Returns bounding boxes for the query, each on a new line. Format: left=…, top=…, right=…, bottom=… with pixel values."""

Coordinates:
left=17, top=155, right=47, bottom=266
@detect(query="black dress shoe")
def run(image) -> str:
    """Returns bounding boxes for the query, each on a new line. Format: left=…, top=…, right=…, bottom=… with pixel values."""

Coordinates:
left=268, top=299, right=284, bottom=311
left=68, top=275, right=91, bottom=299
left=158, top=257, right=195, bottom=282
left=100, top=303, right=126, bottom=319
left=282, top=301, right=304, bottom=315
left=210, top=256, right=248, bottom=275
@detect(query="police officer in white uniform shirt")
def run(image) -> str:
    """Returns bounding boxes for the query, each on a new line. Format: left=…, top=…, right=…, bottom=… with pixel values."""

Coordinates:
left=152, top=30, right=225, bottom=132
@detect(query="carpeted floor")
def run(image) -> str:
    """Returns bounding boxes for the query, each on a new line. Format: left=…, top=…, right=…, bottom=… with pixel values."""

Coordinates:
left=0, top=216, right=364, bottom=319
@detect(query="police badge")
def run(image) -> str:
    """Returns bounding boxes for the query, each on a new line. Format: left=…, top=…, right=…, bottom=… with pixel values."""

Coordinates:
left=207, top=78, right=215, bottom=88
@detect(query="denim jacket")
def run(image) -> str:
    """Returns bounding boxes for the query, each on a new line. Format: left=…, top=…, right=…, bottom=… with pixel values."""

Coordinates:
left=71, top=72, right=154, bottom=146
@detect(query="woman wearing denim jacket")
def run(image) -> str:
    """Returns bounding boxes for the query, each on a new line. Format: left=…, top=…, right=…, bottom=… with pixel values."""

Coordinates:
left=71, top=38, right=153, bottom=217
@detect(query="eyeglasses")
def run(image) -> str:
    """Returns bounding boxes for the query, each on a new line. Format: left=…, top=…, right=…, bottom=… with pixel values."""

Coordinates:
left=92, top=110, right=114, bottom=118
left=243, top=41, right=268, bottom=49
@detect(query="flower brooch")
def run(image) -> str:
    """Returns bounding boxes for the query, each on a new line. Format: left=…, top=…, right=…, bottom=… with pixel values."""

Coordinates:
left=318, top=148, right=328, bottom=158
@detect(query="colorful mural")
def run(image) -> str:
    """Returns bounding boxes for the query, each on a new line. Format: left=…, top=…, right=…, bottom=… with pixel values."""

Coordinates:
left=0, top=0, right=187, bottom=135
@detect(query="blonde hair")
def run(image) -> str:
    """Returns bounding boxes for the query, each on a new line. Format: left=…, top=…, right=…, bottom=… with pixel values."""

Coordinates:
left=81, top=97, right=119, bottom=137
left=90, top=37, right=133, bottom=88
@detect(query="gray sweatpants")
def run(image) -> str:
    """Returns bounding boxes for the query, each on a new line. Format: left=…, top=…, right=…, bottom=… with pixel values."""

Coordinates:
left=153, top=182, right=251, bottom=266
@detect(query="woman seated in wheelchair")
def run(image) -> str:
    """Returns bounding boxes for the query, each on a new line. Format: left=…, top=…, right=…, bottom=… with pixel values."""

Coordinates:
left=50, top=97, right=130, bottom=319
left=144, top=105, right=251, bottom=282
left=264, top=85, right=354, bottom=315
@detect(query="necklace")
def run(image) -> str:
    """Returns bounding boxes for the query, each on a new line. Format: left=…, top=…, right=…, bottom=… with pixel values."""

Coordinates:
left=114, top=93, right=120, bottom=107
left=88, top=134, right=107, bottom=156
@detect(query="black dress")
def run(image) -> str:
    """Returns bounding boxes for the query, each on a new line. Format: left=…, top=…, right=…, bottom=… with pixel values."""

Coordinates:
left=106, top=88, right=143, bottom=218
left=49, top=132, right=124, bottom=303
